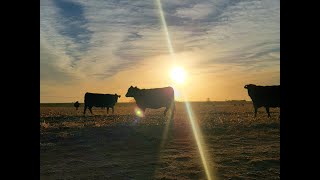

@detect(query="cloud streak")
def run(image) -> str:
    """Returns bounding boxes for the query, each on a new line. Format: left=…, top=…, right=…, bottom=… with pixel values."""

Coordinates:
left=40, top=0, right=279, bottom=102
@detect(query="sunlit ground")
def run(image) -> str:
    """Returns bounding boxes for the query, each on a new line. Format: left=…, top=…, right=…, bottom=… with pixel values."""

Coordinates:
left=40, top=102, right=280, bottom=179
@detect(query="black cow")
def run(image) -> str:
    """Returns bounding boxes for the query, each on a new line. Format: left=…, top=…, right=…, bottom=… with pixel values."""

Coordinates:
left=74, top=101, right=80, bottom=110
left=125, top=86, right=175, bottom=118
left=244, top=84, right=280, bottom=118
left=83, top=93, right=121, bottom=115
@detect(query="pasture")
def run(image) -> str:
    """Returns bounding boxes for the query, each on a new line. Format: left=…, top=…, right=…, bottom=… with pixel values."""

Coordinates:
left=40, top=102, right=280, bottom=179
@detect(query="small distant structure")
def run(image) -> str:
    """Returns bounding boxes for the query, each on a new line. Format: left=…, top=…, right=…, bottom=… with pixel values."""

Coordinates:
left=74, top=101, right=80, bottom=110
left=207, top=98, right=215, bottom=106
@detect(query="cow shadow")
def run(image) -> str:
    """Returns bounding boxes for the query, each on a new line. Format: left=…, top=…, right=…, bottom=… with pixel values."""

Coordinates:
left=41, top=114, right=131, bottom=122
left=40, top=113, right=173, bottom=129
left=41, top=122, right=167, bottom=179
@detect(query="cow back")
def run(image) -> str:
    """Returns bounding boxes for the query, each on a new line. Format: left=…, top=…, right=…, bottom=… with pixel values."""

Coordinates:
left=135, top=87, right=174, bottom=109
left=84, top=93, right=118, bottom=107
left=248, top=86, right=280, bottom=107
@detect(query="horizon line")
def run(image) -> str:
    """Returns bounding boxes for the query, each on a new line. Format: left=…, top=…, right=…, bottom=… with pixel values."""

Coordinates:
left=40, top=100, right=251, bottom=104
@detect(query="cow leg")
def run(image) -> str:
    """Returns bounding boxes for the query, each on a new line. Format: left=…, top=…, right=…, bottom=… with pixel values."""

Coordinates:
left=254, top=106, right=258, bottom=118
left=164, top=101, right=175, bottom=118
left=164, top=107, right=168, bottom=116
left=171, top=102, right=176, bottom=119
left=89, top=107, right=93, bottom=115
left=112, top=107, right=114, bottom=114
left=83, top=106, right=87, bottom=115
left=266, top=107, right=271, bottom=118
left=107, top=107, right=109, bottom=114
left=165, top=107, right=174, bottom=119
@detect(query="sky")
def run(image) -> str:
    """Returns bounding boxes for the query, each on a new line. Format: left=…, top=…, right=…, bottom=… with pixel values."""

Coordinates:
left=40, top=0, right=279, bottom=103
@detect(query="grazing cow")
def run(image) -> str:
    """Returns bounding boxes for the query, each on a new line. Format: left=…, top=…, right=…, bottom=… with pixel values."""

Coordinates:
left=125, top=86, right=175, bottom=118
left=83, top=93, right=121, bottom=115
left=244, top=84, right=280, bottom=118
left=74, top=101, right=80, bottom=110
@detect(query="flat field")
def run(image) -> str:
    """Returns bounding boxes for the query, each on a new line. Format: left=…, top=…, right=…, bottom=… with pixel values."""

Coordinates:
left=40, top=102, right=279, bottom=179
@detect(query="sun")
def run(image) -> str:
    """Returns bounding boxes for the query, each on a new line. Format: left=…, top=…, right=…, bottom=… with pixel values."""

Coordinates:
left=170, top=67, right=186, bottom=84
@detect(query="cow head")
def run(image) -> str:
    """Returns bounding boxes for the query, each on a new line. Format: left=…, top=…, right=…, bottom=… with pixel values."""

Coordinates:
left=244, top=84, right=256, bottom=89
left=125, top=86, right=141, bottom=97
left=112, top=94, right=121, bottom=103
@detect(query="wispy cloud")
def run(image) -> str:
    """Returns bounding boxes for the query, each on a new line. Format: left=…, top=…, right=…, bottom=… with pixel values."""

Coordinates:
left=40, top=0, right=279, bottom=102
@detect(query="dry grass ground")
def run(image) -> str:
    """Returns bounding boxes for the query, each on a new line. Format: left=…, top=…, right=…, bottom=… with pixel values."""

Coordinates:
left=40, top=102, right=279, bottom=179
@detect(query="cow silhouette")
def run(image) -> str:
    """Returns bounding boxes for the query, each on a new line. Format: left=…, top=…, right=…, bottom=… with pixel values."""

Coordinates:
left=74, top=101, right=80, bottom=110
left=244, top=84, right=280, bottom=117
left=83, top=93, right=121, bottom=115
left=125, top=86, right=175, bottom=118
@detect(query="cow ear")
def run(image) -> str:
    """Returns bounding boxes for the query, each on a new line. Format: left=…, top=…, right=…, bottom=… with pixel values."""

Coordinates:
left=135, top=86, right=137, bottom=88
left=130, top=85, right=133, bottom=88
left=118, top=95, right=121, bottom=98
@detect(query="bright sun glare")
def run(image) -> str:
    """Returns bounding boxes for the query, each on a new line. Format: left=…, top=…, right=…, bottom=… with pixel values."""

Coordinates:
left=170, top=67, right=186, bottom=84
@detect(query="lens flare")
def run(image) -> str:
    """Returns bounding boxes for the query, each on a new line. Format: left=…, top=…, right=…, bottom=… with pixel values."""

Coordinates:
left=184, top=99, right=214, bottom=180
left=156, top=0, right=176, bottom=62
left=134, top=107, right=144, bottom=118
left=156, top=0, right=216, bottom=179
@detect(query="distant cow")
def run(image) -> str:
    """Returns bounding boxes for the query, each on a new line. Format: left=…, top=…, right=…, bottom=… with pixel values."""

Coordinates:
left=74, top=101, right=80, bottom=110
left=84, top=93, right=121, bottom=115
left=244, top=84, right=280, bottom=118
left=125, top=86, right=175, bottom=118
